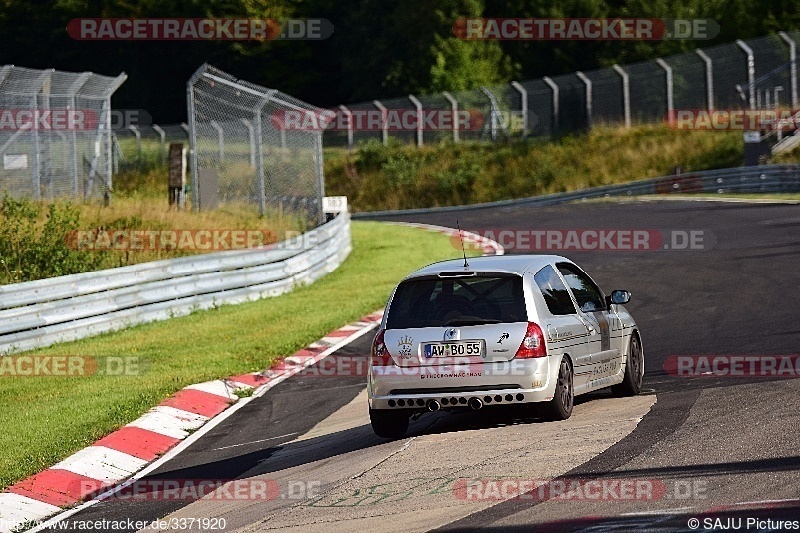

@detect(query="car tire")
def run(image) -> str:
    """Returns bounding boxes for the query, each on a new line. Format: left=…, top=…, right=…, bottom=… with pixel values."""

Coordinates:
left=612, top=333, right=643, bottom=397
left=540, top=357, right=574, bottom=421
left=369, top=408, right=409, bottom=439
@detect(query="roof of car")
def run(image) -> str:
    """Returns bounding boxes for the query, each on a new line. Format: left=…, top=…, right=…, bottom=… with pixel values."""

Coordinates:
left=405, top=254, right=572, bottom=279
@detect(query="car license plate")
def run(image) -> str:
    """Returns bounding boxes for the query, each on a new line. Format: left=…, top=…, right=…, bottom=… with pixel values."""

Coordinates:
left=424, top=341, right=483, bottom=358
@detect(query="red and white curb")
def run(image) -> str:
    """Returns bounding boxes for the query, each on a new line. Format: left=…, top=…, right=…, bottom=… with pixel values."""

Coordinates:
left=388, top=222, right=505, bottom=256
left=1, top=224, right=502, bottom=533
left=0, top=311, right=384, bottom=533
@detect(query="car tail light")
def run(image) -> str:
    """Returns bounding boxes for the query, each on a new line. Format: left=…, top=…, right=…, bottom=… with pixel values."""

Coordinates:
left=371, top=329, right=393, bottom=366
left=515, top=322, right=547, bottom=359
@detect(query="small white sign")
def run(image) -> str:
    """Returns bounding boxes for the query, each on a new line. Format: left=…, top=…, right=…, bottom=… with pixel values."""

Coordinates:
left=743, top=131, right=761, bottom=143
left=323, top=196, right=348, bottom=213
left=3, top=154, right=28, bottom=170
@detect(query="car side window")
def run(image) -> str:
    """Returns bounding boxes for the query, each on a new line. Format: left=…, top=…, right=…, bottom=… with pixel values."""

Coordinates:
left=533, top=265, right=577, bottom=316
left=557, top=264, right=605, bottom=313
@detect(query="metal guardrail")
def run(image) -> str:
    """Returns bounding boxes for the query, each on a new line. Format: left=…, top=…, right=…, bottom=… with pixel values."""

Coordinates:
left=0, top=213, right=351, bottom=355
left=352, top=164, right=800, bottom=218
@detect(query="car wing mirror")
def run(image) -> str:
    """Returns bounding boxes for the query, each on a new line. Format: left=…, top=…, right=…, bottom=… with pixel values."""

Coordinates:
left=608, top=290, right=631, bottom=306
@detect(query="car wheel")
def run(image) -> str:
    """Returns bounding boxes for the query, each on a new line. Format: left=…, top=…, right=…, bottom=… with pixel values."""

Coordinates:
left=612, top=333, right=643, bottom=397
left=540, top=357, right=574, bottom=421
left=369, top=408, right=409, bottom=439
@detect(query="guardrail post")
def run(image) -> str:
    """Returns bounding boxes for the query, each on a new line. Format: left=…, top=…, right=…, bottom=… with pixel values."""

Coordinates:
left=576, top=71, right=592, bottom=128
left=543, top=76, right=559, bottom=135
left=736, top=39, right=756, bottom=110
left=779, top=31, right=798, bottom=108
left=695, top=49, right=715, bottom=111
left=612, top=65, right=631, bottom=127
left=373, top=100, right=389, bottom=145
left=442, top=91, right=459, bottom=142
left=655, top=59, right=674, bottom=115
left=338, top=104, right=354, bottom=149
left=510, top=81, right=528, bottom=140
left=408, top=94, right=424, bottom=147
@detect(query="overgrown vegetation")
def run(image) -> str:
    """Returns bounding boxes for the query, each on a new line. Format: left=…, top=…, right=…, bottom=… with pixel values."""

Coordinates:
left=325, top=125, right=744, bottom=211
left=0, top=196, right=109, bottom=284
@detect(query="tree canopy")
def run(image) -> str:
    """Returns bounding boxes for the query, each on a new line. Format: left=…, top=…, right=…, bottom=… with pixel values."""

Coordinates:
left=0, top=0, right=798, bottom=121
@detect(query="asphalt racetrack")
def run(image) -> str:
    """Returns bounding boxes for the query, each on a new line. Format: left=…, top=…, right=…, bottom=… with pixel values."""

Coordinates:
left=43, top=199, right=800, bottom=532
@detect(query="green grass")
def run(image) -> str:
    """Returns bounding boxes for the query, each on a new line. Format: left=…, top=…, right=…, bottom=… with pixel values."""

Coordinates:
left=324, top=124, right=744, bottom=211
left=0, top=221, right=470, bottom=491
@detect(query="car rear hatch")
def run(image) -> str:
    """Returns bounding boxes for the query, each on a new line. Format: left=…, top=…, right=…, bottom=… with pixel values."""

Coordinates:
left=383, top=272, right=528, bottom=367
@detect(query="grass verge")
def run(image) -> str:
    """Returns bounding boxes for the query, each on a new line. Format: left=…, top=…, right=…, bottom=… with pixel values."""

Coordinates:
left=0, top=221, right=470, bottom=490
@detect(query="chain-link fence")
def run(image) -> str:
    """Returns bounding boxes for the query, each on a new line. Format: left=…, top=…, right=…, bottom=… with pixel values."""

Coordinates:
left=187, top=64, right=325, bottom=224
left=326, top=31, right=800, bottom=147
left=0, top=66, right=127, bottom=201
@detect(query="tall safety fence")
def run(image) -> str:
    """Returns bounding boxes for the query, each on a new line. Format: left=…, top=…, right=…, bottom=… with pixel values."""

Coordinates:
left=187, top=64, right=325, bottom=224
left=325, top=31, right=800, bottom=147
left=0, top=65, right=127, bottom=201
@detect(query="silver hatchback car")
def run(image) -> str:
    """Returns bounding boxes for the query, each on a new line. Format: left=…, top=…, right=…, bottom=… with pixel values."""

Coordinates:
left=368, top=254, right=643, bottom=438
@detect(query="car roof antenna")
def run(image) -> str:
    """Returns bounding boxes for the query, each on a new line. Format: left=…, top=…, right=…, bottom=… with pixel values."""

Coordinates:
left=457, top=220, right=470, bottom=269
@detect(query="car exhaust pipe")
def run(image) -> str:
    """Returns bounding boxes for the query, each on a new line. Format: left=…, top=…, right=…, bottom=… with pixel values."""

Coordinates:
left=427, top=400, right=441, bottom=412
left=469, top=397, right=483, bottom=411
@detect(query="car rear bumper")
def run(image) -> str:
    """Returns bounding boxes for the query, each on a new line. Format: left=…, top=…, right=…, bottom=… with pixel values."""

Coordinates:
left=368, top=357, right=558, bottom=409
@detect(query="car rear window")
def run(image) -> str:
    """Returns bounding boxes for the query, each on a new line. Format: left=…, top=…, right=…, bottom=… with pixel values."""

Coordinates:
left=386, top=274, right=526, bottom=329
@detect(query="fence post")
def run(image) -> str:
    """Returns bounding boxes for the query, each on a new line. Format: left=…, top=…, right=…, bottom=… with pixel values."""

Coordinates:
left=254, top=111, right=266, bottom=216
left=209, top=120, right=224, bottom=161
left=656, top=59, right=674, bottom=115
left=104, top=73, right=127, bottom=204
left=543, top=76, right=559, bottom=135
left=152, top=124, right=167, bottom=164
left=30, top=70, right=52, bottom=200
left=67, top=72, right=90, bottom=198
left=736, top=39, right=756, bottom=110
left=695, top=49, right=715, bottom=110
left=240, top=119, right=256, bottom=168
left=408, top=94, right=423, bottom=147
left=338, top=104, right=354, bottom=149
left=510, top=81, right=528, bottom=140
left=442, top=91, right=459, bottom=142
left=612, top=65, right=631, bottom=127
left=314, top=132, right=325, bottom=224
left=779, top=31, right=798, bottom=108
left=128, top=125, right=141, bottom=156
left=373, top=100, right=388, bottom=145
left=186, top=70, right=201, bottom=211
left=576, top=71, right=592, bottom=129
